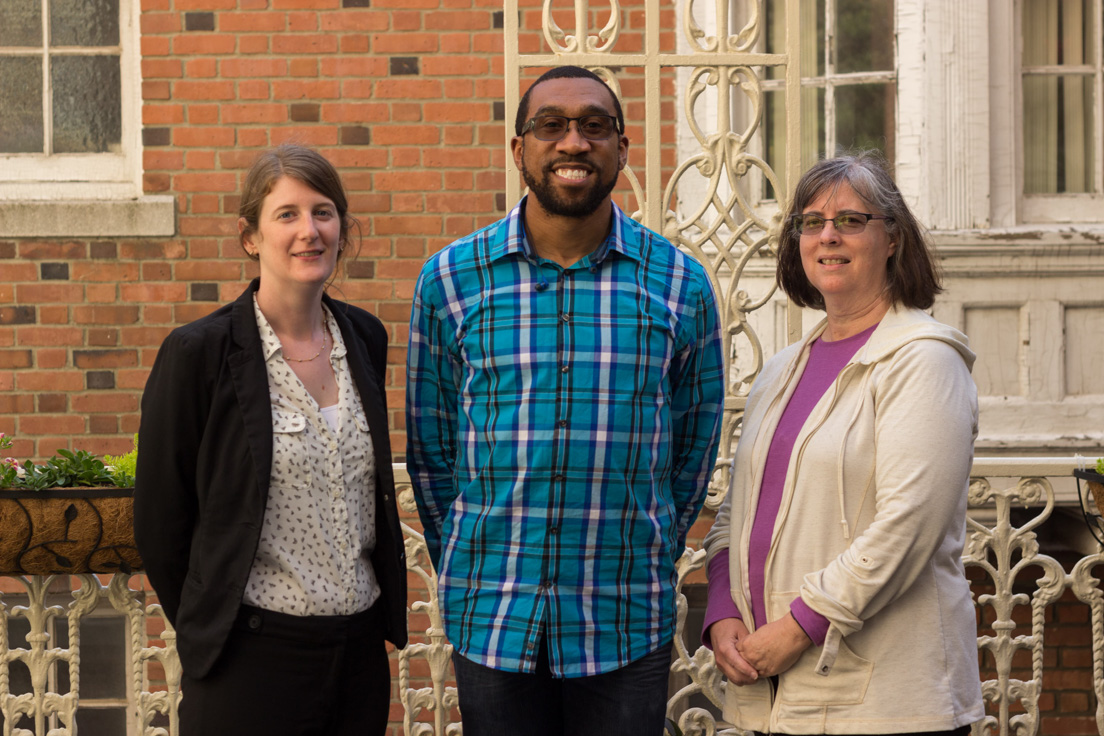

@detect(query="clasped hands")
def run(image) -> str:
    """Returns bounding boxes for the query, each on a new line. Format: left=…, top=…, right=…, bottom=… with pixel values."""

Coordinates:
left=709, top=614, right=812, bottom=685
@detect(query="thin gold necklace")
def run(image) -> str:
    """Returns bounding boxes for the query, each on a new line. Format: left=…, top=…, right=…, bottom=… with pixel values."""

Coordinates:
left=284, top=318, right=328, bottom=363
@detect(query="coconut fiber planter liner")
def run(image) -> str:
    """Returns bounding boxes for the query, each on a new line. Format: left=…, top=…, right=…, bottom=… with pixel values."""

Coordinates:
left=0, top=488, right=142, bottom=575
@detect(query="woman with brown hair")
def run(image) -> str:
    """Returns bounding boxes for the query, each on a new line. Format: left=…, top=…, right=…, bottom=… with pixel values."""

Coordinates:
left=135, top=144, right=406, bottom=735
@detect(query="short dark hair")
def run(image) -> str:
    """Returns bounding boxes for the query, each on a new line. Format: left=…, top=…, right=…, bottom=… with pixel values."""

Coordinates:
left=238, top=144, right=361, bottom=265
left=777, top=151, right=942, bottom=310
left=514, top=66, right=625, bottom=137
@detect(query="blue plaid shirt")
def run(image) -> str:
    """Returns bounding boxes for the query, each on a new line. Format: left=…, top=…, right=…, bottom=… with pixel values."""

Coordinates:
left=406, top=198, right=724, bottom=677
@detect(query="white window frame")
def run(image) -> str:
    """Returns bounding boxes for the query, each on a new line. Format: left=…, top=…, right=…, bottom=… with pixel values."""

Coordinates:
left=0, top=0, right=141, bottom=200
left=0, top=0, right=172, bottom=238
left=1016, top=0, right=1104, bottom=223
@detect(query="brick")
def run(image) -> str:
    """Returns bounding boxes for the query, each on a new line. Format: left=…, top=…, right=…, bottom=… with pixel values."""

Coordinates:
left=340, top=126, right=371, bottom=145
left=16, top=284, right=82, bottom=304
left=0, top=394, right=34, bottom=413
left=89, top=415, right=119, bottom=434
left=272, top=34, right=338, bottom=54
left=86, top=371, right=116, bottom=390
left=425, top=11, right=490, bottom=30
left=372, top=32, right=437, bottom=53
left=142, top=59, right=183, bottom=78
left=71, top=263, right=141, bottom=282
left=21, top=415, right=86, bottom=435
left=271, top=127, right=338, bottom=145
left=16, top=372, right=83, bottom=392
left=88, top=328, right=119, bottom=347
left=221, top=58, right=288, bottom=77
left=318, top=10, right=390, bottom=30
left=38, top=306, right=69, bottom=324
left=72, top=306, right=139, bottom=325
left=422, top=56, right=489, bottom=77
left=373, top=216, right=442, bottom=236
left=374, top=172, right=439, bottom=192
left=175, top=261, right=243, bottom=281
left=235, top=33, right=268, bottom=52
left=424, top=148, right=490, bottom=168
left=374, top=79, right=441, bottom=99
left=372, top=125, right=439, bottom=145
left=0, top=263, right=37, bottom=281
left=174, top=173, right=238, bottom=192
left=120, top=284, right=188, bottom=303
left=73, top=350, right=139, bottom=369
left=219, top=12, right=286, bottom=32
left=290, top=103, right=321, bottom=122
left=173, top=80, right=236, bottom=100
left=173, top=34, right=237, bottom=54
left=18, top=242, right=86, bottom=259
left=320, top=102, right=388, bottom=123
left=223, top=104, right=286, bottom=124
left=0, top=351, right=32, bottom=369
left=424, top=101, right=490, bottom=123
left=184, top=11, right=216, bottom=30
left=185, top=58, right=219, bottom=77
left=273, top=80, right=341, bottom=99
left=238, top=80, right=271, bottom=99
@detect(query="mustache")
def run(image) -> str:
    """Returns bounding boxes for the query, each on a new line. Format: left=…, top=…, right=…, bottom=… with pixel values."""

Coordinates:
left=544, top=156, right=595, bottom=172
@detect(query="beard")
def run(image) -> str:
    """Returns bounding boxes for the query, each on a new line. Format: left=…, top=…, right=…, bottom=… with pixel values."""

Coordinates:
left=520, top=155, right=619, bottom=218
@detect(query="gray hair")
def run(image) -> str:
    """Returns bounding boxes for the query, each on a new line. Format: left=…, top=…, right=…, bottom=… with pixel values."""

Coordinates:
left=776, top=151, right=942, bottom=310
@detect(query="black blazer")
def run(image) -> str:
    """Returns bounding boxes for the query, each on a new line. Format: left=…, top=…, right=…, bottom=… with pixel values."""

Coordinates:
left=134, top=279, right=407, bottom=678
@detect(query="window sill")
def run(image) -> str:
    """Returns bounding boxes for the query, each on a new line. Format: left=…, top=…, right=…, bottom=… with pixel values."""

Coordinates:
left=0, top=196, right=176, bottom=238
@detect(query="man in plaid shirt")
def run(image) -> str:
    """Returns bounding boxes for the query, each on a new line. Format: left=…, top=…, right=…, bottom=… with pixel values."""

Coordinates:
left=406, top=66, right=725, bottom=734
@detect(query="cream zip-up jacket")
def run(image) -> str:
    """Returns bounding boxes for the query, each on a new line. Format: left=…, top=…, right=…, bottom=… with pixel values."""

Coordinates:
left=704, top=306, right=984, bottom=734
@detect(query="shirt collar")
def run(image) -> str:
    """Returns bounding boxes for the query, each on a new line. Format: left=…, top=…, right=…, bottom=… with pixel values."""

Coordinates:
left=252, top=294, right=346, bottom=363
left=488, top=195, right=644, bottom=269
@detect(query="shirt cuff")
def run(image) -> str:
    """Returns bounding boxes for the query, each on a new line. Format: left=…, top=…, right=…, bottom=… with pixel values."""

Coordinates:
left=790, top=597, right=830, bottom=647
left=702, top=549, right=742, bottom=650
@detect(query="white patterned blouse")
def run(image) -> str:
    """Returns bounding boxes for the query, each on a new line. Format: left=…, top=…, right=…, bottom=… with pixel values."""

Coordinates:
left=242, top=296, right=381, bottom=616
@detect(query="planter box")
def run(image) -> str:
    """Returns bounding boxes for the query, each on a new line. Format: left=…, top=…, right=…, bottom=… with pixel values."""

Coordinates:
left=0, top=488, right=142, bottom=575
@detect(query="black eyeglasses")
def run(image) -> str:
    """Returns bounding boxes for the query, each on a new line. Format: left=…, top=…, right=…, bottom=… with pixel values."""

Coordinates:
left=520, top=115, right=620, bottom=142
left=792, top=212, right=893, bottom=235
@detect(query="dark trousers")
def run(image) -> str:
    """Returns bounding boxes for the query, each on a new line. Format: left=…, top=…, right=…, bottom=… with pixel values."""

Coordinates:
left=452, top=636, right=674, bottom=736
left=180, top=602, right=391, bottom=736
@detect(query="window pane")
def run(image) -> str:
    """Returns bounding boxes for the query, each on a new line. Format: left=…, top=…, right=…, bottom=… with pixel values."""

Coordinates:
left=765, top=0, right=825, bottom=79
left=1023, top=74, right=1094, bottom=193
left=834, top=82, right=896, bottom=160
left=1022, top=0, right=1092, bottom=66
left=0, top=0, right=42, bottom=47
left=763, top=86, right=824, bottom=198
left=76, top=707, right=127, bottom=736
left=76, top=617, right=127, bottom=699
left=50, top=0, right=119, bottom=47
left=836, top=0, right=894, bottom=73
left=52, top=54, right=121, bottom=153
left=0, top=57, right=44, bottom=153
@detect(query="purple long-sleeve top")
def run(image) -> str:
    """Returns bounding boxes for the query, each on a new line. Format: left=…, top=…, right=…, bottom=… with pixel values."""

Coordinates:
left=703, top=323, right=877, bottom=648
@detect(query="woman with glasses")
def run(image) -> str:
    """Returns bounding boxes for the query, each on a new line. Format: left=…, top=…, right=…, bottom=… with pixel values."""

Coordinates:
left=702, top=152, right=983, bottom=735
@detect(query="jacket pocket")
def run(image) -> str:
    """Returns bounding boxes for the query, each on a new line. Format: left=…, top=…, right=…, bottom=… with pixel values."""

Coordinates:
left=772, top=591, right=874, bottom=706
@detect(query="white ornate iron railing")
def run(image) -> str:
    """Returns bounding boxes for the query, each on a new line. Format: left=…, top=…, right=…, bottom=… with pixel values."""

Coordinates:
left=0, top=459, right=1098, bottom=735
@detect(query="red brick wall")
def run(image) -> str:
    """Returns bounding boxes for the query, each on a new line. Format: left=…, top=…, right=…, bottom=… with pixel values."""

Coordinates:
left=1, top=0, right=680, bottom=467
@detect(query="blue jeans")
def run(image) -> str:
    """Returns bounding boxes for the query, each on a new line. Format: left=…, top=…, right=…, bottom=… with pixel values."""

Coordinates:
left=452, top=637, right=674, bottom=736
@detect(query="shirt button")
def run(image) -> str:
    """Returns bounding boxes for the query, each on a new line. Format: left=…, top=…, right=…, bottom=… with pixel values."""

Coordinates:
left=560, top=313, right=570, bottom=323
left=553, top=474, right=565, bottom=481
left=549, top=527, right=558, bottom=535
left=526, top=640, right=536, bottom=650
left=557, top=420, right=567, bottom=428
left=560, top=364, right=569, bottom=373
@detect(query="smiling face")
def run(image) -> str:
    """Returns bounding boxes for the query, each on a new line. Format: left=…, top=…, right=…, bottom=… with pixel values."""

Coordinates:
left=799, top=181, right=897, bottom=315
left=240, top=175, right=342, bottom=293
left=510, top=77, right=629, bottom=219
